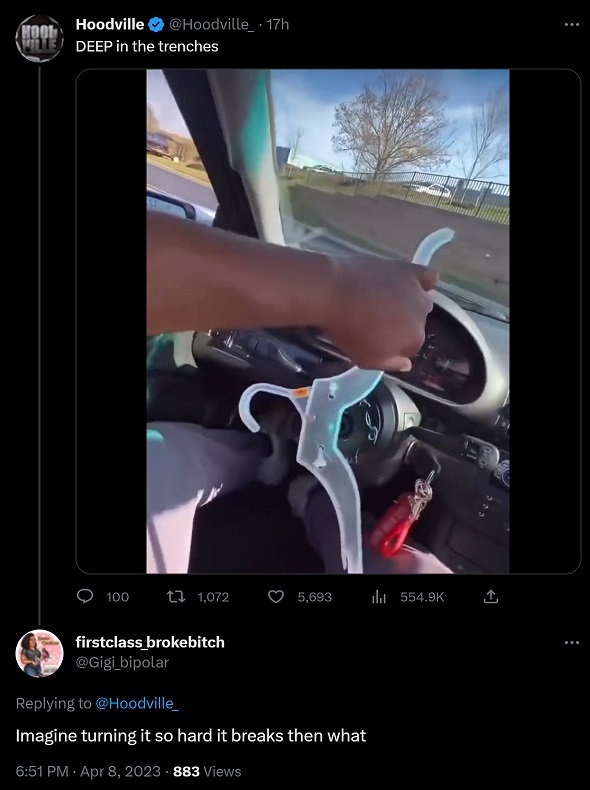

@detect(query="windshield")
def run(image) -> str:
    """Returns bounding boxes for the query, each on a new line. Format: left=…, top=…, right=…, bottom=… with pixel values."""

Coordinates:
left=270, top=69, right=509, bottom=320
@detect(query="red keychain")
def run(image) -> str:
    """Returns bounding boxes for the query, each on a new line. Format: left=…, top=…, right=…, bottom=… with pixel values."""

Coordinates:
left=370, top=472, right=434, bottom=559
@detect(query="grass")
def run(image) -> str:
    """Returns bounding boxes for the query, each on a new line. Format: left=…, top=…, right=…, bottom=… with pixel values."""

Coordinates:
left=280, top=180, right=510, bottom=307
left=147, top=154, right=211, bottom=185
left=441, top=272, right=509, bottom=307
left=145, top=157, right=508, bottom=304
left=282, top=168, right=510, bottom=225
left=280, top=182, right=388, bottom=257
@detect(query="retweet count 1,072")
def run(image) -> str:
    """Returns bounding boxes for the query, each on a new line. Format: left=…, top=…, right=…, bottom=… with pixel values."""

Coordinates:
left=198, top=592, right=230, bottom=603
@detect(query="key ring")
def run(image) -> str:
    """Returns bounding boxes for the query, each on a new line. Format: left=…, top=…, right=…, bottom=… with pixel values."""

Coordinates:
left=415, top=472, right=434, bottom=500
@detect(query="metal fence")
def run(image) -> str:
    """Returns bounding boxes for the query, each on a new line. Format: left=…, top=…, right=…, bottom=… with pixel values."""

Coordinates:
left=286, top=167, right=510, bottom=225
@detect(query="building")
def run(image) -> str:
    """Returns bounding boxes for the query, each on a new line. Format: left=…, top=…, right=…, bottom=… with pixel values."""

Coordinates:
left=276, top=146, right=291, bottom=170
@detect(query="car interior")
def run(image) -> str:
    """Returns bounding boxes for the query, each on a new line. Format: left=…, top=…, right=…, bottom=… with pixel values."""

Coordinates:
left=146, top=69, right=510, bottom=574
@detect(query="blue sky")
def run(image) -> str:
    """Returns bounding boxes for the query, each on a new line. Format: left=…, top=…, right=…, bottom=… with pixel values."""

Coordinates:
left=147, top=69, right=509, bottom=183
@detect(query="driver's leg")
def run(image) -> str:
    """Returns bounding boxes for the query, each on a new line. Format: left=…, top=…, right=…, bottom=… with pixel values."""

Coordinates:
left=147, top=422, right=269, bottom=574
left=290, top=480, right=452, bottom=574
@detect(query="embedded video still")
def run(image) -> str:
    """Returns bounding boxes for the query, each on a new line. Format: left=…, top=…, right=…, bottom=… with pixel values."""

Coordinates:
left=146, top=69, right=510, bottom=576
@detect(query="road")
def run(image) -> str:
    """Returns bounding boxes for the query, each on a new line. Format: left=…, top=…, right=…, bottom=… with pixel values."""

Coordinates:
left=146, top=163, right=508, bottom=318
left=147, top=162, right=218, bottom=211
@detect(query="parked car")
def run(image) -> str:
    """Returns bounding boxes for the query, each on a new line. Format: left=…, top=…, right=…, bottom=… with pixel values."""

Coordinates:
left=147, top=132, right=173, bottom=160
left=414, top=183, right=452, bottom=201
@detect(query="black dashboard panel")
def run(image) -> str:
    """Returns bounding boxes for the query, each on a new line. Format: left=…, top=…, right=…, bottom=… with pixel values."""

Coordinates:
left=293, top=296, right=506, bottom=421
left=187, top=321, right=509, bottom=573
left=392, top=308, right=486, bottom=405
left=197, top=308, right=506, bottom=433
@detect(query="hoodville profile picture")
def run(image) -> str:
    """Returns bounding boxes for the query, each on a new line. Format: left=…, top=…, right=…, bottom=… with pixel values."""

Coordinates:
left=15, top=16, right=64, bottom=63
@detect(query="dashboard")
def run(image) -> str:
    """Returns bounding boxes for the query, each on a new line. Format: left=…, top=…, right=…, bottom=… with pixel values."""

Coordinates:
left=390, top=310, right=485, bottom=404
left=193, top=297, right=510, bottom=444
left=298, top=293, right=509, bottom=428
left=146, top=187, right=509, bottom=428
left=188, top=304, right=510, bottom=573
left=147, top=188, right=511, bottom=574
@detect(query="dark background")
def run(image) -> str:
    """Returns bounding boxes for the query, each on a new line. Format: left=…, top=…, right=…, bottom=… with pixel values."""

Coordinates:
left=9, top=14, right=582, bottom=781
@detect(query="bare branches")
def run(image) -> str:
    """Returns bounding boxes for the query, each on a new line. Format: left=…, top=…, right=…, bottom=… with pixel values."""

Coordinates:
left=331, top=72, right=454, bottom=179
left=289, top=128, right=304, bottom=163
left=460, top=88, right=509, bottom=181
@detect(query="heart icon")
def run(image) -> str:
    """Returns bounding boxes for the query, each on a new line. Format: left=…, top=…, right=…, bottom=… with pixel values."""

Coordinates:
left=268, top=590, right=284, bottom=603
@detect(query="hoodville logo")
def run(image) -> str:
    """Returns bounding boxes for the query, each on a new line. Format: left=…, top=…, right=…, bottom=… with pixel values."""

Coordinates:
left=15, top=16, right=64, bottom=63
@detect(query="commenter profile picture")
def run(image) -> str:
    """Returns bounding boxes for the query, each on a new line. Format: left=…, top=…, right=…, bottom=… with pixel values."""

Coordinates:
left=15, top=16, right=64, bottom=63
left=16, top=630, right=64, bottom=677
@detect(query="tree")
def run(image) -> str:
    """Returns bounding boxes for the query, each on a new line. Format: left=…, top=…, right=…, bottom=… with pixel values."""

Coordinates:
left=332, top=72, right=454, bottom=179
left=147, top=104, right=159, bottom=132
left=289, top=128, right=304, bottom=164
left=459, top=88, right=509, bottom=182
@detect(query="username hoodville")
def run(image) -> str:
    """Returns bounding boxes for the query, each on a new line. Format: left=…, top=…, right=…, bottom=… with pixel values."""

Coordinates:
left=75, top=18, right=250, bottom=31
left=75, top=635, right=224, bottom=649
left=76, top=18, right=147, bottom=30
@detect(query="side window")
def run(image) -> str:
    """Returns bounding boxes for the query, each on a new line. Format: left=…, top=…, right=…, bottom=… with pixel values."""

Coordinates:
left=146, top=70, right=217, bottom=223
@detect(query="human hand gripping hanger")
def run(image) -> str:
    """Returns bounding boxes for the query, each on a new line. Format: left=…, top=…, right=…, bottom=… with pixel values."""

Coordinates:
left=238, top=228, right=455, bottom=574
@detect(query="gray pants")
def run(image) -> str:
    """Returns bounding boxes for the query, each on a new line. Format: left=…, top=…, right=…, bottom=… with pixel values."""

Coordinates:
left=147, top=422, right=452, bottom=574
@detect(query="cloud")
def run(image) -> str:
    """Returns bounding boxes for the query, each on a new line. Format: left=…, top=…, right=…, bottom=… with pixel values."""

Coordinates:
left=271, top=74, right=508, bottom=182
left=147, top=69, right=509, bottom=183
left=447, top=104, right=477, bottom=124
left=271, top=73, right=356, bottom=170
left=147, top=70, right=189, bottom=136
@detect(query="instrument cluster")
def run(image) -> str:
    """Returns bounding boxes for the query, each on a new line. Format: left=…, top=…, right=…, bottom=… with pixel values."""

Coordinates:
left=393, top=310, right=486, bottom=405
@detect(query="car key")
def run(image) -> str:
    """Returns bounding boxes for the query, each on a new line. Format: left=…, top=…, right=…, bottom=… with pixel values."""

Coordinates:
left=369, top=471, right=436, bottom=559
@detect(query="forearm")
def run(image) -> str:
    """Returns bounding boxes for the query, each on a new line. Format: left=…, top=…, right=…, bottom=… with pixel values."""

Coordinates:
left=147, top=213, right=336, bottom=335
